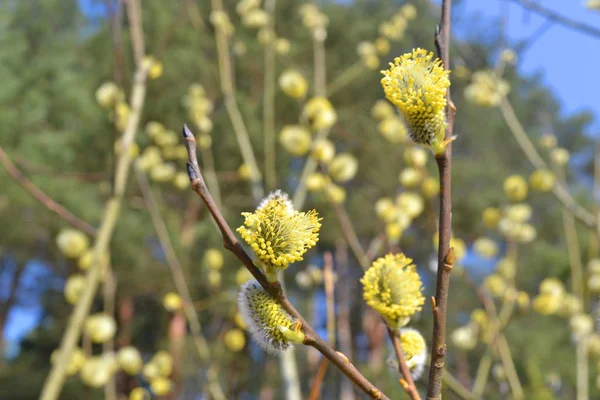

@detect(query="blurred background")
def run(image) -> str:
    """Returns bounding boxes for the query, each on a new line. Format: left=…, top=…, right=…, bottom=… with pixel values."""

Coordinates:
left=1, top=0, right=600, bottom=399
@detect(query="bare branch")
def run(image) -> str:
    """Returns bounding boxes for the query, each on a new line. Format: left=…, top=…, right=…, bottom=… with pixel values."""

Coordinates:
left=39, top=0, right=148, bottom=395
left=135, top=167, right=226, bottom=400
left=0, top=147, right=96, bottom=235
left=509, top=0, right=600, bottom=40
left=389, top=328, right=422, bottom=400
left=427, top=0, right=456, bottom=398
left=182, top=124, right=389, bottom=400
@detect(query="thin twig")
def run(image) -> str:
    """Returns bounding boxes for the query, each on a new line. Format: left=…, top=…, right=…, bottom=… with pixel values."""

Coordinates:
left=327, top=62, right=364, bottom=97
left=472, top=350, right=493, bottom=398
left=324, top=252, right=336, bottom=346
left=292, top=22, right=330, bottom=210
left=335, top=241, right=358, bottom=400
left=263, top=0, right=277, bottom=190
left=389, top=328, right=422, bottom=400
left=127, top=0, right=144, bottom=66
left=308, top=357, right=330, bottom=400
left=210, top=0, right=263, bottom=202
left=509, top=0, right=600, bottom=40
left=576, top=337, right=589, bottom=400
left=103, top=266, right=117, bottom=400
left=332, top=203, right=370, bottom=269
left=182, top=125, right=389, bottom=400
left=442, top=370, right=476, bottom=400
left=13, top=158, right=110, bottom=181
left=552, top=163, right=588, bottom=399
left=0, top=147, right=96, bottom=235
left=496, top=334, right=524, bottom=400
left=39, top=1, right=148, bottom=397
left=553, top=163, right=586, bottom=305
left=135, top=167, right=226, bottom=400
left=427, top=1, right=456, bottom=397
left=307, top=253, right=337, bottom=400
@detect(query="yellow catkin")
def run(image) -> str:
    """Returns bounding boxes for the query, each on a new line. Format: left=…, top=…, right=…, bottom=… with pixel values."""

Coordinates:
left=360, top=253, right=425, bottom=327
left=381, top=48, right=450, bottom=154
left=238, top=281, right=302, bottom=354
left=237, top=191, right=321, bottom=273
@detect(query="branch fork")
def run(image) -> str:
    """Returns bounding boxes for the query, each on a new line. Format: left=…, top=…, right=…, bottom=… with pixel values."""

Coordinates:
left=182, top=124, right=390, bottom=400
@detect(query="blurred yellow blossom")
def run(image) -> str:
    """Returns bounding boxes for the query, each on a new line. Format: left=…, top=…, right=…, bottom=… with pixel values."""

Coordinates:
left=56, top=229, right=89, bottom=258
left=361, top=253, right=425, bottom=328
left=550, top=147, right=570, bottom=166
left=279, top=125, right=312, bottom=156
left=377, top=116, right=408, bottom=143
left=503, top=175, right=528, bottom=201
left=311, top=139, right=336, bottom=164
left=329, top=153, right=359, bottom=183
left=529, top=169, right=555, bottom=192
left=279, top=70, right=308, bottom=99
left=464, top=70, right=509, bottom=107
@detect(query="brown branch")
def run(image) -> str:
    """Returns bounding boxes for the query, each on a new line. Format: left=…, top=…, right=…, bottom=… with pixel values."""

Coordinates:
left=0, top=147, right=96, bottom=235
left=335, top=241, right=358, bottom=400
left=389, top=328, right=422, bottom=400
left=427, top=0, right=456, bottom=398
left=308, top=357, right=330, bottom=400
left=181, top=125, right=389, bottom=400
left=324, top=252, right=336, bottom=346
left=14, top=158, right=110, bottom=182
left=332, top=203, right=370, bottom=269
left=135, top=167, right=226, bottom=400
left=509, top=0, right=600, bottom=40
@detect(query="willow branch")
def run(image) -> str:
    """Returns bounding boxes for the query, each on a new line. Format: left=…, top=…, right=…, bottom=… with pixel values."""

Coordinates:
left=427, top=1, right=456, bottom=397
left=103, top=266, right=117, bottom=400
left=135, top=168, right=226, bottom=400
left=508, top=0, right=600, bottom=40
left=292, top=25, right=329, bottom=209
left=39, top=2, right=147, bottom=397
left=332, top=203, right=370, bottom=269
left=327, top=62, right=365, bottom=97
left=576, top=337, right=589, bottom=400
left=324, top=252, right=336, bottom=346
left=0, top=147, right=96, bottom=235
left=308, top=357, right=330, bottom=400
left=442, top=370, right=476, bottom=400
left=551, top=164, right=588, bottom=399
left=13, top=158, right=110, bottom=182
left=498, top=98, right=596, bottom=228
left=263, top=0, right=277, bottom=190
left=472, top=350, right=493, bottom=398
left=552, top=163, right=586, bottom=305
left=182, top=125, right=389, bottom=400
left=306, top=252, right=336, bottom=400
left=198, top=144, right=224, bottom=213
left=389, top=328, right=422, bottom=400
left=496, top=334, right=524, bottom=399
left=309, top=251, right=335, bottom=400
left=210, top=0, right=263, bottom=201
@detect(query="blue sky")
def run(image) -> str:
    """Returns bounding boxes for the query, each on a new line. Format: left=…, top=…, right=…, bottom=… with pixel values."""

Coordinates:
left=454, top=0, right=600, bottom=130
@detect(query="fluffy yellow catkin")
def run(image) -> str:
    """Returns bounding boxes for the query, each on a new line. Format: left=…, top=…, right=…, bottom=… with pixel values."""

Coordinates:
left=361, top=253, right=425, bottom=328
left=238, top=280, right=304, bottom=354
left=237, top=190, right=321, bottom=281
left=381, top=48, right=451, bottom=154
